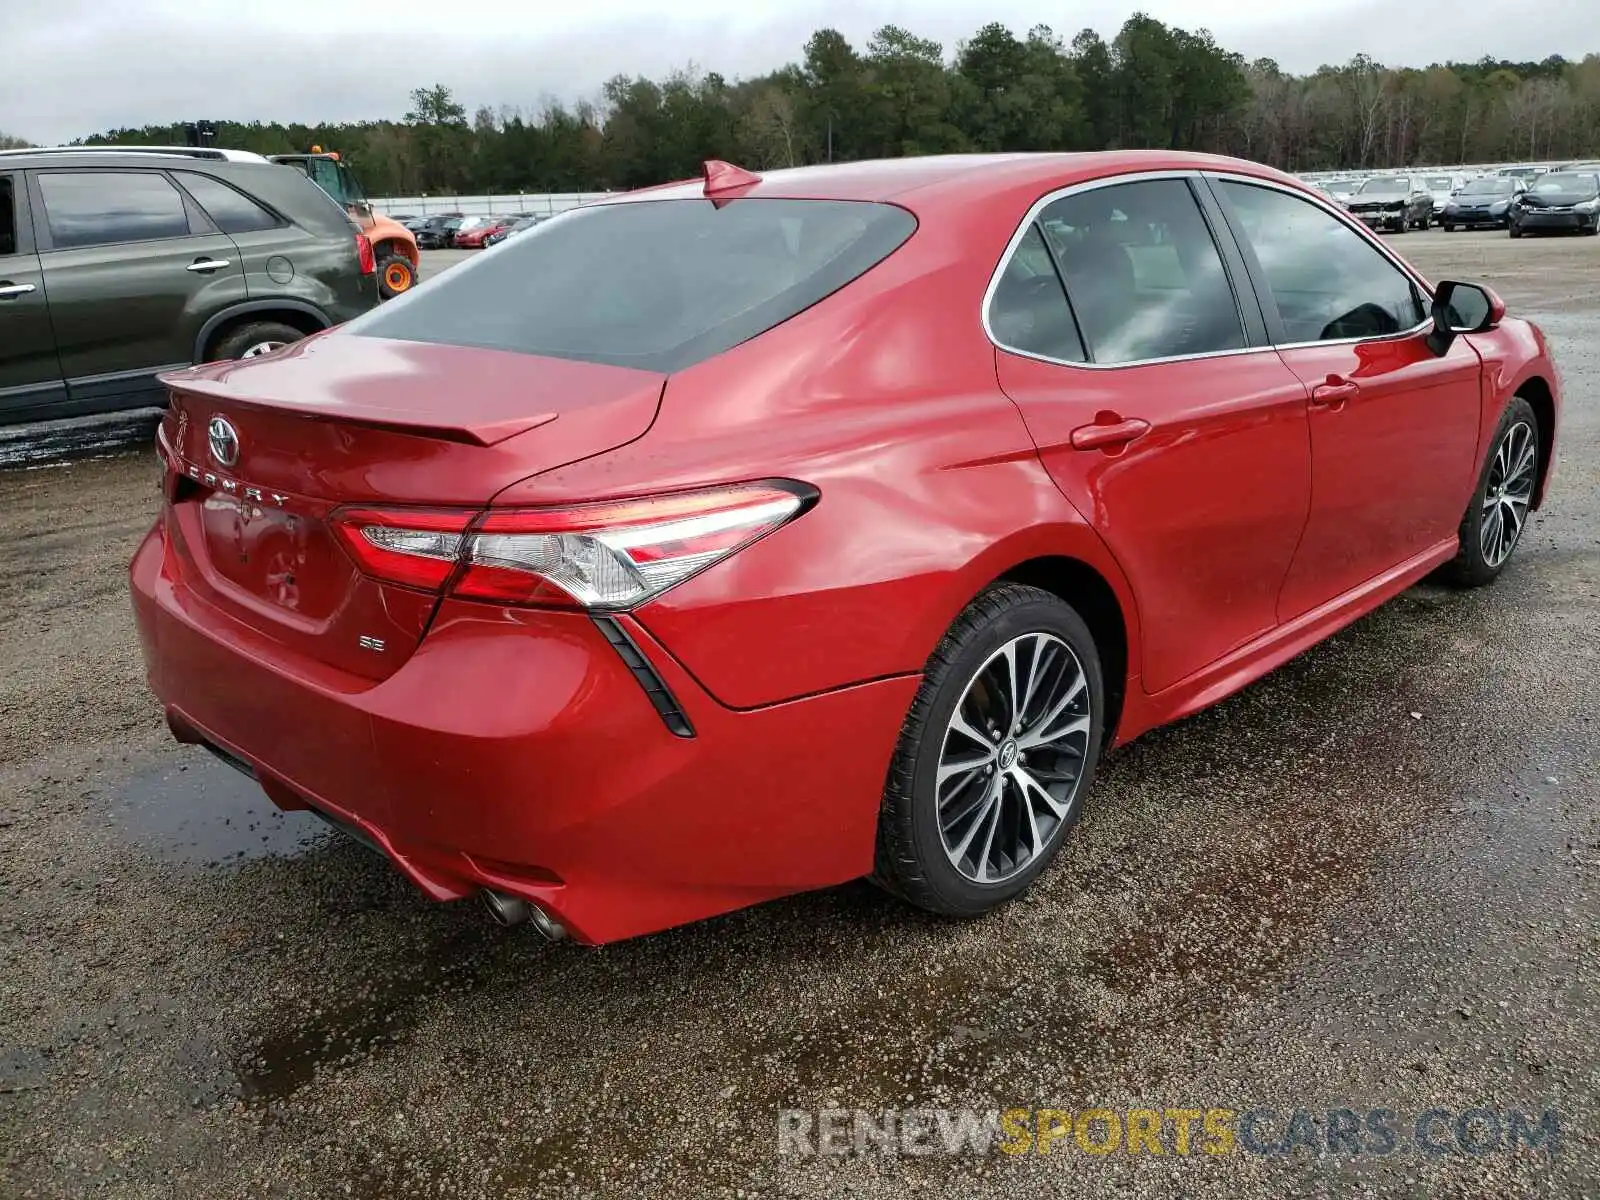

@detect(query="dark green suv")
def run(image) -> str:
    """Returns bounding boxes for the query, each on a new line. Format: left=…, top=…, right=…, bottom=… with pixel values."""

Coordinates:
left=0, top=146, right=380, bottom=426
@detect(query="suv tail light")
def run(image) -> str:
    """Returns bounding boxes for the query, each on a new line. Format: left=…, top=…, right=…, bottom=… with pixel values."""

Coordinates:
left=356, top=233, right=376, bottom=275
left=331, top=482, right=813, bottom=609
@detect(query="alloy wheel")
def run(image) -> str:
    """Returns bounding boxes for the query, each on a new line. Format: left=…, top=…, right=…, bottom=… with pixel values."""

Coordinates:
left=240, top=340, right=287, bottom=359
left=937, top=632, right=1093, bottom=885
left=1480, top=420, right=1537, bottom=569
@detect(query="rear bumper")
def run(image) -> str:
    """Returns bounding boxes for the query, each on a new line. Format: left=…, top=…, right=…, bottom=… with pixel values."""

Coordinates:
left=130, top=520, right=917, bottom=944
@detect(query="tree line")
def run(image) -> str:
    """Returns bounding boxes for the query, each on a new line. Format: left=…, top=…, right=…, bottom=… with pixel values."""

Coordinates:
left=29, top=16, right=1600, bottom=196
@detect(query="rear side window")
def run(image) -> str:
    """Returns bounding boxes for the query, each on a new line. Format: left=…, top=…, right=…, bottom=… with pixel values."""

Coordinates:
left=38, top=171, right=192, bottom=249
left=175, top=172, right=282, bottom=234
left=351, top=198, right=917, bottom=373
left=987, top=225, right=1086, bottom=363
left=0, top=177, right=15, bottom=256
left=1032, top=179, right=1246, bottom=365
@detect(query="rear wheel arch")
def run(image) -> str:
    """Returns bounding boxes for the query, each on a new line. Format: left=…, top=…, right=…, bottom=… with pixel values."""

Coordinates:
left=994, top=556, right=1130, bottom=746
left=374, top=237, right=418, bottom=266
left=196, top=302, right=330, bottom=362
left=1516, top=375, right=1556, bottom=509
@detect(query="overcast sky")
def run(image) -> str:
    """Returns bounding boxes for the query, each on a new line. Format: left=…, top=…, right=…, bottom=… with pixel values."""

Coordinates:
left=3, top=0, right=1594, bottom=145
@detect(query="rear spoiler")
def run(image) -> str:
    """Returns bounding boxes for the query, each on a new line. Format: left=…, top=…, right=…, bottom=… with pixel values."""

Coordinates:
left=160, top=373, right=559, bottom=446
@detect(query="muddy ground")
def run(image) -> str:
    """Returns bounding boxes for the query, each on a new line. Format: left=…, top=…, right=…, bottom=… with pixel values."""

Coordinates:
left=1, top=230, right=1597, bottom=1198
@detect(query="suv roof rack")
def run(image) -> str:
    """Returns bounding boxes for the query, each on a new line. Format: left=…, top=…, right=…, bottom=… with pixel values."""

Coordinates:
left=0, top=145, right=271, bottom=164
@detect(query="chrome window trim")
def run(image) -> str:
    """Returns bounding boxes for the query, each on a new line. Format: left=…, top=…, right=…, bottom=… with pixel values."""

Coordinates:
left=981, top=169, right=1269, bottom=371
left=982, top=167, right=1437, bottom=371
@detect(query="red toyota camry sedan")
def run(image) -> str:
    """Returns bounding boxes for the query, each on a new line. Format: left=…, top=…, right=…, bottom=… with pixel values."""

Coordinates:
left=130, top=152, right=1561, bottom=945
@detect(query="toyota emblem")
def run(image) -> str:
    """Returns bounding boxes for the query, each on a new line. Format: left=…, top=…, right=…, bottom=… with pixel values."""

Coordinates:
left=207, top=416, right=240, bottom=468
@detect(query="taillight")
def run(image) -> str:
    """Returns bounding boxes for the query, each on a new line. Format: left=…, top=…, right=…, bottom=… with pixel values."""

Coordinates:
left=356, top=233, right=376, bottom=275
left=330, top=482, right=812, bottom=608
left=331, top=508, right=472, bottom=591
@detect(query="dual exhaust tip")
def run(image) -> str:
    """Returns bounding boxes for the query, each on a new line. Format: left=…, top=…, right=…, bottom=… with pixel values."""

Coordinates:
left=480, top=889, right=567, bottom=941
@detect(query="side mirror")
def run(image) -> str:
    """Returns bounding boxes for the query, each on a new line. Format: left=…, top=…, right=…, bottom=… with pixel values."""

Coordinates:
left=1426, top=281, right=1505, bottom=356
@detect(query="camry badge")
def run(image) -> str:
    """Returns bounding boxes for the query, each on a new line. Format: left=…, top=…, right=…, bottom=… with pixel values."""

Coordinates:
left=208, top=416, right=240, bottom=468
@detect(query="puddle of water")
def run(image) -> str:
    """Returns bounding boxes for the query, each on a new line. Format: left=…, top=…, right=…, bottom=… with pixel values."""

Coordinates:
left=0, top=408, right=161, bottom=469
left=110, top=754, right=329, bottom=866
left=234, top=929, right=502, bottom=1108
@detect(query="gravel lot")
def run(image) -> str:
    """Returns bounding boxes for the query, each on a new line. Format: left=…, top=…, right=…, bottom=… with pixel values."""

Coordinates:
left=2, top=230, right=1597, bottom=1198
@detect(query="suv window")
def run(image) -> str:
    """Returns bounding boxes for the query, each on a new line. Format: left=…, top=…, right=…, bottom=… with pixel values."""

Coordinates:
left=38, top=171, right=192, bottom=250
left=175, top=172, right=281, bottom=234
left=1034, top=179, right=1246, bottom=365
left=0, top=177, right=15, bottom=256
left=988, top=225, right=1085, bottom=363
left=1218, top=182, right=1426, bottom=343
left=351, top=198, right=917, bottom=373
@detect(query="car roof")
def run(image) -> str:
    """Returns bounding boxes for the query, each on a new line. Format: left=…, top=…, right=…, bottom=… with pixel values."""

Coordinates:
left=603, top=151, right=1302, bottom=210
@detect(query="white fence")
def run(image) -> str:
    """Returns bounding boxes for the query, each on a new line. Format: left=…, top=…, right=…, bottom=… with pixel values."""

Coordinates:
left=372, top=193, right=613, bottom=218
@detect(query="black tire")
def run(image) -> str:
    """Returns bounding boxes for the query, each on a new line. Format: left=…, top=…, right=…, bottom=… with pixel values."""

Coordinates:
left=1444, top=396, right=1539, bottom=588
left=207, top=320, right=305, bottom=362
left=1509, top=224, right=1522, bottom=239
left=377, top=255, right=417, bottom=300
left=872, top=583, right=1105, bottom=917
left=1443, top=223, right=1455, bottom=232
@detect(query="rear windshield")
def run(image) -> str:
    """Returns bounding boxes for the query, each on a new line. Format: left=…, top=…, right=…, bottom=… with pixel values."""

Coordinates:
left=352, top=198, right=917, bottom=373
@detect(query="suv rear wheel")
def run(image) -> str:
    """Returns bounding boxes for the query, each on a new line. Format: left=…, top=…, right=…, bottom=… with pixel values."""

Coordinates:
left=873, top=584, right=1104, bottom=917
left=208, top=320, right=306, bottom=362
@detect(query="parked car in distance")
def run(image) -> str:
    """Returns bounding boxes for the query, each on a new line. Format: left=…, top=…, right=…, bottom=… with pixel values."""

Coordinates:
left=453, top=217, right=519, bottom=248
left=0, top=145, right=379, bottom=426
left=130, top=152, right=1560, bottom=946
left=414, top=214, right=464, bottom=249
left=1420, top=173, right=1466, bottom=224
left=1509, top=171, right=1600, bottom=237
left=445, top=216, right=498, bottom=248
left=483, top=215, right=542, bottom=246
left=1439, top=176, right=1526, bottom=230
left=1343, top=175, right=1433, bottom=232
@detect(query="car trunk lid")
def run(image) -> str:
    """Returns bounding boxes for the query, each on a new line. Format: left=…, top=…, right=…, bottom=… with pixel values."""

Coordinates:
left=157, top=332, right=664, bottom=680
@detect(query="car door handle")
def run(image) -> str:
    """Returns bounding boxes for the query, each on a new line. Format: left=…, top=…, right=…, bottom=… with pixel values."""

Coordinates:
left=1070, top=416, right=1151, bottom=452
left=0, top=282, right=36, bottom=299
left=186, top=259, right=231, bottom=273
left=1310, top=376, right=1360, bottom=409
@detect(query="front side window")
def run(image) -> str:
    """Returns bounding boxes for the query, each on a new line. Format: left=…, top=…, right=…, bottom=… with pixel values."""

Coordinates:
left=1218, top=181, right=1426, bottom=344
left=1033, top=178, right=1246, bottom=365
left=38, top=171, right=191, bottom=250
left=351, top=198, right=917, bottom=373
